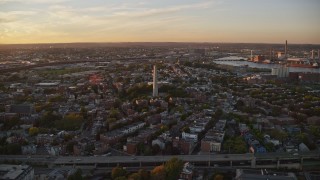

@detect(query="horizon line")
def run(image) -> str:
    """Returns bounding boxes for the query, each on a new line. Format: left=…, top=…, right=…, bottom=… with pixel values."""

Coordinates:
left=1, top=41, right=320, bottom=46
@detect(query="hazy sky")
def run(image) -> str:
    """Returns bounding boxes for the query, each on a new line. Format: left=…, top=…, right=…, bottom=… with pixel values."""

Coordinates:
left=1, top=0, right=319, bottom=44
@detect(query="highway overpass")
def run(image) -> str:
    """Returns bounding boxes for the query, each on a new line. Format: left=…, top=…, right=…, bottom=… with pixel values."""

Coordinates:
left=52, top=151, right=319, bottom=170
left=1, top=151, right=319, bottom=170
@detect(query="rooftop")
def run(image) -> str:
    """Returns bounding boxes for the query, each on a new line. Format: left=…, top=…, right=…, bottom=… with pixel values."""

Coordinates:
left=0, top=164, right=33, bottom=180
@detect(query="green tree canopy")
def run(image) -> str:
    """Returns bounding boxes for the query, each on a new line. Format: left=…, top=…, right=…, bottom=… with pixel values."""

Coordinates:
left=112, top=166, right=127, bottom=180
left=68, top=169, right=83, bottom=180
left=29, top=127, right=39, bottom=136
left=164, top=157, right=184, bottom=180
left=128, top=172, right=140, bottom=180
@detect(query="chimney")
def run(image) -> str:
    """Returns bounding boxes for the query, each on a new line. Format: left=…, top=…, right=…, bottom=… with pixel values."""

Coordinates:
left=152, top=64, right=158, bottom=97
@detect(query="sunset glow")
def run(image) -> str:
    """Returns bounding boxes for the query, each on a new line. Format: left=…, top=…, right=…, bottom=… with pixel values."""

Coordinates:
left=1, top=0, right=320, bottom=44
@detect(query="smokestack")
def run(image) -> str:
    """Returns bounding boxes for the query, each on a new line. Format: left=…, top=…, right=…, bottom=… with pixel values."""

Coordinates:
left=251, top=50, right=253, bottom=61
left=285, top=40, right=287, bottom=58
left=152, top=64, right=158, bottom=97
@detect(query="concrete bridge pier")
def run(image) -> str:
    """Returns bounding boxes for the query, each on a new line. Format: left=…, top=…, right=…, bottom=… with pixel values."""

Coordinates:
left=230, top=161, right=233, bottom=167
left=251, top=158, right=256, bottom=168
left=300, top=157, right=304, bottom=170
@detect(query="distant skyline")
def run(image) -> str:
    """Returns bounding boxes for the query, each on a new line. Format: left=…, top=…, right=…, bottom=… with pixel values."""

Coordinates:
left=1, top=0, right=320, bottom=44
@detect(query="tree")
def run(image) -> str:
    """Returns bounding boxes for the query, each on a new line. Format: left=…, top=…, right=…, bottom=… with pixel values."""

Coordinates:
left=213, top=108, right=223, bottom=119
left=29, top=127, right=39, bottom=136
left=212, top=174, right=224, bottom=180
left=264, top=142, right=275, bottom=152
left=128, top=173, right=141, bottom=180
left=2, top=116, right=21, bottom=130
left=112, top=166, right=127, bottom=179
left=223, top=139, right=233, bottom=153
left=38, top=111, right=61, bottom=128
left=151, top=165, right=166, bottom=180
left=85, top=143, right=95, bottom=154
left=115, top=177, right=127, bottom=180
left=270, top=130, right=288, bottom=143
left=295, top=133, right=308, bottom=143
left=223, top=137, right=247, bottom=153
left=80, top=106, right=88, bottom=119
left=164, top=157, right=184, bottom=180
left=182, top=126, right=190, bottom=133
left=137, top=169, right=150, bottom=180
left=68, top=169, right=83, bottom=180
left=152, top=144, right=161, bottom=155
left=0, top=137, right=7, bottom=146
left=91, top=85, right=99, bottom=94
left=310, top=126, right=320, bottom=138
left=180, top=114, right=188, bottom=121
left=55, top=113, right=84, bottom=130
left=66, top=141, right=76, bottom=154
left=160, top=125, right=169, bottom=132
left=64, top=113, right=83, bottom=121
left=233, top=137, right=247, bottom=153
left=109, top=108, right=120, bottom=119
left=0, top=143, right=21, bottom=155
left=143, top=145, right=152, bottom=156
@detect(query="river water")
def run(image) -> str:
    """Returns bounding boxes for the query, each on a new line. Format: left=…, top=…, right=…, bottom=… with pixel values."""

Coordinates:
left=214, top=56, right=320, bottom=73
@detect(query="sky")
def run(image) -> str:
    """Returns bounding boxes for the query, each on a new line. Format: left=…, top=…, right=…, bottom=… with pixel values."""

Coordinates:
left=0, top=0, right=320, bottom=44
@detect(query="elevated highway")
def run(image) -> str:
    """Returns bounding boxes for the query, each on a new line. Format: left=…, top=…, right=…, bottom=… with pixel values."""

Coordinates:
left=1, top=151, right=319, bottom=170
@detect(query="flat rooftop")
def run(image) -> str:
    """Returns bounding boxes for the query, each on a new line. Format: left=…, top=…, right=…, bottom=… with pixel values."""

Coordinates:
left=0, top=164, right=32, bottom=180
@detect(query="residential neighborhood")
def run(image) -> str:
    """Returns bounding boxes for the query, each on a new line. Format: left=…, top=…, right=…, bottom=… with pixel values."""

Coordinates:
left=0, top=43, right=319, bottom=179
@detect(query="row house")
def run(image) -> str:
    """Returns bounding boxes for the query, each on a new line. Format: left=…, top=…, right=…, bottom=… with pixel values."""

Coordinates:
left=189, top=117, right=210, bottom=133
left=173, top=138, right=197, bottom=155
left=125, top=128, right=158, bottom=155
left=181, top=132, right=198, bottom=142
left=100, top=130, right=123, bottom=145
left=215, top=119, right=227, bottom=131
left=201, top=130, right=225, bottom=152
left=121, top=122, right=146, bottom=135
left=36, top=134, right=55, bottom=145
left=100, top=122, right=146, bottom=145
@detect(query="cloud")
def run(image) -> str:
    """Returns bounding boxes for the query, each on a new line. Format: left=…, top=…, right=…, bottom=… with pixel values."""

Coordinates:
left=111, top=1, right=213, bottom=18
left=0, top=18, right=15, bottom=23
left=0, top=0, right=219, bottom=43
left=0, top=11, right=38, bottom=23
left=0, top=0, right=69, bottom=4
